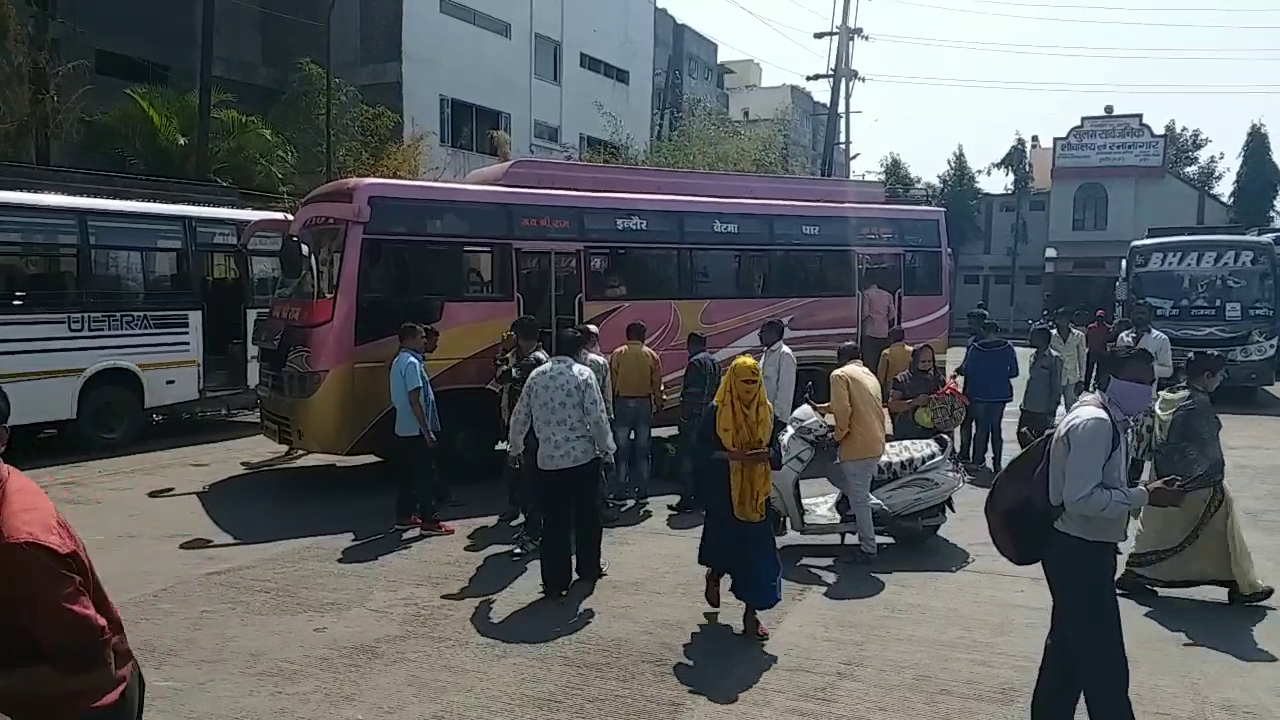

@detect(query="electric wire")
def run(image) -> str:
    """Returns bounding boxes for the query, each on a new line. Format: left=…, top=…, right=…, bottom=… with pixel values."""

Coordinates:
left=876, top=0, right=1280, bottom=29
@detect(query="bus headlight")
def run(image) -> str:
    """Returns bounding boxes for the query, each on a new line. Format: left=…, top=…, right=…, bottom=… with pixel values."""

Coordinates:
left=282, top=370, right=328, bottom=398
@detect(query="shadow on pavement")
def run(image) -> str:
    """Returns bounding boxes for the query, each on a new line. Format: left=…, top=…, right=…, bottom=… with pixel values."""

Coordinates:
left=10, top=417, right=261, bottom=471
left=672, top=618, right=778, bottom=704
left=463, top=520, right=519, bottom=553
left=468, top=582, right=596, bottom=644
left=1213, top=388, right=1280, bottom=418
left=337, top=531, right=433, bottom=564
left=442, top=550, right=534, bottom=601
left=1126, top=593, right=1277, bottom=663
left=158, top=461, right=506, bottom=550
left=665, top=510, right=705, bottom=531
left=604, top=501, right=654, bottom=529
left=779, top=537, right=972, bottom=600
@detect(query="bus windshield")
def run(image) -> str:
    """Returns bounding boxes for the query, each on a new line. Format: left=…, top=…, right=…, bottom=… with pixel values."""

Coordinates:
left=295, top=223, right=344, bottom=300
left=1130, top=246, right=1276, bottom=321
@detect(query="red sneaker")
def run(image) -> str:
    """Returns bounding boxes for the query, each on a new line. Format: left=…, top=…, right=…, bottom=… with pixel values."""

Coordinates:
left=393, top=516, right=422, bottom=531
left=419, top=520, right=456, bottom=537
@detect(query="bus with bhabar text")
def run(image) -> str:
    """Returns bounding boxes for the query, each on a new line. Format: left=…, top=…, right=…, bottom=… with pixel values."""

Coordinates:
left=0, top=191, right=290, bottom=448
left=251, top=159, right=951, bottom=467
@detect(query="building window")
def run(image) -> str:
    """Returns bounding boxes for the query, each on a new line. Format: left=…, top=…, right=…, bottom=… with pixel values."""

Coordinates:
left=1024, top=274, right=1043, bottom=285
left=438, top=0, right=510, bottom=39
left=1029, top=198, right=1046, bottom=212
left=439, top=96, right=511, bottom=156
left=534, top=34, right=561, bottom=84
left=94, top=49, right=169, bottom=86
left=1072, top=182, right=1109, bottom=231
left=580, top=133, right=626, bottom=161
left=579, top=52, right=630, bottom=85
left=533, top=120, right=560, bottom=145
left=963, top=274, right=981, bottom=285
left=999, top=202, right=1015, bottom=213
left=703, top=66, right=712, bottom=81
left=994, top=275, right=1012, bottom=285
left=688, top=58, right=698, bottom=76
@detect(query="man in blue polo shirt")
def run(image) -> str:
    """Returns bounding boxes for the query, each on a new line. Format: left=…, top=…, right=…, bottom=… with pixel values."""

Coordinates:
left=389, top=322, right=454, bottom=537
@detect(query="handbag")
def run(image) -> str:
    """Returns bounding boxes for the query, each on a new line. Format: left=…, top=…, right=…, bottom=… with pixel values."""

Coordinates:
left=925, top=378, right=969, bottom=433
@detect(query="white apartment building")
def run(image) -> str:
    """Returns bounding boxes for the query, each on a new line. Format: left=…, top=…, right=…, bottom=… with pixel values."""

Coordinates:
left=721, top=59, right=844, bottom=177
left=404, top=0, right=655, bottom=178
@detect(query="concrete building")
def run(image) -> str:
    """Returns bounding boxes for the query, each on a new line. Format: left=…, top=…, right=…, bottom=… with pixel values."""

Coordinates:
left=721, top=59, right=843, bottom=177
left=652, top=8, right=729, bottom=139
left=952, top=110, right=1231, bottom=330
left=46, top=0, right=655, bottom=179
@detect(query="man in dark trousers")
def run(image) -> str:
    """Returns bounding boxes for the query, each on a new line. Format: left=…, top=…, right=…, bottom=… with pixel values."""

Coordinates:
left=388, top=323, right=454, bottom=537
left=669, top=331, right=721, bottom=514
left=0, top=385, right=146, bottom=720
left=495, top=316, right=550, bottom=556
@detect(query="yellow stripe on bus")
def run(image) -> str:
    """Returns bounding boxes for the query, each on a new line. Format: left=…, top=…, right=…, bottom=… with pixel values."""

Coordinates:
left=0, top=360, right=199, bottom=384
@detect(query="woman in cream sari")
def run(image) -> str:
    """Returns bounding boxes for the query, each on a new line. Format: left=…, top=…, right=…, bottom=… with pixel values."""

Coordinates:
left=695, top=356, right=784, bottom=640
left=1116, top=352, right=1274, bottom=605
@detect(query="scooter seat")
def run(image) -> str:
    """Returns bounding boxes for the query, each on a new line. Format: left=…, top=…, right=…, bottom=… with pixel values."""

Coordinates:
left=873, top=438, right=947, bottom=488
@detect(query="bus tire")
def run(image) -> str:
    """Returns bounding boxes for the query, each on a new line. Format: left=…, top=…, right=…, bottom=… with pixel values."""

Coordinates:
left=76, top=377, right=145, bottom=450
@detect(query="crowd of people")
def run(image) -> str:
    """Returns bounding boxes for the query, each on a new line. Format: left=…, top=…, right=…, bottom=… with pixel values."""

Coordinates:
left=1, top=299, right=1276, bottom=719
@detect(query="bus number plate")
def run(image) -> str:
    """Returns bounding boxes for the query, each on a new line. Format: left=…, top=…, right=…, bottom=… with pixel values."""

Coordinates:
left=262, top=419, right=281, bottom=443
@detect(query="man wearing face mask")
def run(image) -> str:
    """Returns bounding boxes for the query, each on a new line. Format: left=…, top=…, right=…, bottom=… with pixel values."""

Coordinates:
left=1031, top=347, right=1187, bottom=719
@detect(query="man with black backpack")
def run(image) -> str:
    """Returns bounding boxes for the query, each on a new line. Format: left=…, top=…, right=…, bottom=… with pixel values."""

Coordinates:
left=1030, top=346, right=1186, bottom=719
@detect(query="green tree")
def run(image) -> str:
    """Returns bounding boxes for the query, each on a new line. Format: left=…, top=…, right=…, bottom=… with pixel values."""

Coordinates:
left=878, top=152, right=921, bottom=190
left=1163, top=119, right=1227, bottom=194
left=935, top=144, right=982, bottom=251
left=988, top=133, right=1033, bottom=309
left=269, top=59, right=439, bottom=190
left=1229, top=120, right=1280, bottom=229
left=581, top=97, right=806, bottom=174
left=83, top=86, right=296, bottom=194
left=0, top=0, right=88, bottom=164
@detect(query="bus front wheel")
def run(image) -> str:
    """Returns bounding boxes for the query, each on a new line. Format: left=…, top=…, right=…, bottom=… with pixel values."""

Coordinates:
left=77, top=380, right=145, bottom=450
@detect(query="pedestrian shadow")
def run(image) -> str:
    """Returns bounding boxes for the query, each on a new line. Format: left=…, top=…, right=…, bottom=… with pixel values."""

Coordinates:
left=165, top=461, right=505, bottom=550
left=336, top=530, right=431, bottom=564
left=463, top=521, right=518, bottom=553
left=665, top=511, right=705, bottom=531
left=442, top=550, right=533, bottom=601
left=469, top=584, right=596, bottom=644
left=779, top=537, right=972, bottom=600
left=1126, top=593, right=1277, bottom=663
left=604, top=502, right=654, bottom=529
left=672, top=619, right=778, bottom=704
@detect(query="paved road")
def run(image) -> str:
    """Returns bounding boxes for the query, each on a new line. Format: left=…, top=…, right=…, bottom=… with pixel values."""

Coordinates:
left=16, top=347, right=1280, bottom=719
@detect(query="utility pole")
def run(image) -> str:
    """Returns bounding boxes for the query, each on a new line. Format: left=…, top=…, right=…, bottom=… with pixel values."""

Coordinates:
left=809, top=0, right=860, bottom=178
left=324, top=0, right=338, bottom=183
left=28, top=0, right=55, bottom=166
left=195, top=0, right=216, bottom=178
left=842, top=1, right=862, bottom=178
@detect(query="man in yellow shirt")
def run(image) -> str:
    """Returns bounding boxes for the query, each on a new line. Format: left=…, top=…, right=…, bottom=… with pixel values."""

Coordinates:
left=608, top=320, right=663, bottom=503
left=814, top=340, right=885, bottom=563
left=876, top=326, right=912, bottom=399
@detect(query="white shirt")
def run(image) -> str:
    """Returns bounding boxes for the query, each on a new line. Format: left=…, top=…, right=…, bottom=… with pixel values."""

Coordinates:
left=761, top=340, right=797, bottom=422
left=508, top=356, right=617, bottom=471
left=580, top=350, right=614, bottom=420
left=1117, top=327, right=1174, bottom=379
left=1049, top=326, right=1088, bottom=385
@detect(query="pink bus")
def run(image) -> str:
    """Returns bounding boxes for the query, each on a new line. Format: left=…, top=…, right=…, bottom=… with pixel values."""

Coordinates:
left=251, top=160, right=950, bottom=467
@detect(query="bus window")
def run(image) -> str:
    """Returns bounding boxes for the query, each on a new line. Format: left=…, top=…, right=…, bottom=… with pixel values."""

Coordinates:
left=903, top=251, right=944, bottom=296
left=86, top=216, right=191, bottom=307
left=250, top=254, right=283, bottom=306
left=586, top=248, right=678, bottom=300
left=297, top=223, right=345, bottom=299
left=688, top=250, right=741, bottom=298
left=0, top=211, right=80, bottom=310
left=771, top=250, right=856, bottom=297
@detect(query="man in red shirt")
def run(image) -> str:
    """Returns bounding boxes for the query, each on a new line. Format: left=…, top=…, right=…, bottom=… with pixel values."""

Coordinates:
left=0, top=386, right=144, bottom=720
left=1084, top=309, right=1113, bottom=390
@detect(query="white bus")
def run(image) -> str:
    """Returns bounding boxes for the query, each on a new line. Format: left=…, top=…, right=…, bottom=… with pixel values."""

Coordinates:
left=0, top=191, right=292, bottom=449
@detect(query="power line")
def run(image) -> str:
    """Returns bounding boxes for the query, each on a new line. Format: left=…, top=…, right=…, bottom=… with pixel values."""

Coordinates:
left=873, top=33, right=1280, bottom=54
left=869, top=72, right=1280, bottom=88
left=962, top=0, right=1280, bottom=10
left=877, top=0, right=1280, bottom=28
left=223, top=0, right=322, bottom=25
left=781, top=0, right=834, bottom=20
left=872, top=36, right=1280, bottom=61
left=721, top=0, right=826, bottom=59
left=868, top=78, right=1280, bottom=94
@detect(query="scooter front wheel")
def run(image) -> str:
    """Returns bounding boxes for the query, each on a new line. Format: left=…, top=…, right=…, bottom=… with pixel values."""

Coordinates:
left=889, top=524, right=940, bottom=546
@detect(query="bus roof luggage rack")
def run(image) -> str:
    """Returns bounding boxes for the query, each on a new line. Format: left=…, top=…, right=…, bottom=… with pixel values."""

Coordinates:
left=1145, top=224, right=1248, bottom=239
left=461, top=158, right=887, bottom=205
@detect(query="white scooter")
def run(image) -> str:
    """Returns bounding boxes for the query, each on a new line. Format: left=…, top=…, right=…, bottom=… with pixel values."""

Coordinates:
left=768, top=403, right=965, bottom=546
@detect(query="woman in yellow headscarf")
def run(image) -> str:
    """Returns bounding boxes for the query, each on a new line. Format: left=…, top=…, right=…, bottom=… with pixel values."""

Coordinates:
left=694, top=355, right=784, bottom=640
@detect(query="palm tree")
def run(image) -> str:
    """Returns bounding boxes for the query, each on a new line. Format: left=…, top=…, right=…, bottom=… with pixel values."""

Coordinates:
left=83, top=86, right=296, bottom=194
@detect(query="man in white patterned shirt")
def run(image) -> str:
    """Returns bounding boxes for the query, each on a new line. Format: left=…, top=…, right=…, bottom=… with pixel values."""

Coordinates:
left=508, top=328, right=617, bottom=596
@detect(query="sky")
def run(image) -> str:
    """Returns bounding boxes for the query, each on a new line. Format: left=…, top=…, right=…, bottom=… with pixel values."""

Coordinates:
left=659, top=0, right=1280, bottom=194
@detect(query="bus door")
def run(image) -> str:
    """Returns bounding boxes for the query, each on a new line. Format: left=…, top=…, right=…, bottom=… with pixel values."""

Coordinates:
left=239, top=218, right=292, bottom=390
left=856, top=251, right=904, bottom=363
left=194, top=221, right=250, bottom=391
left=515, top=248, right=583, bottom=354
